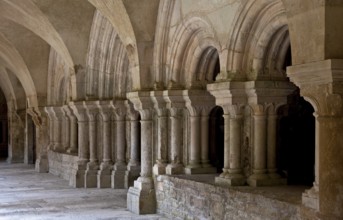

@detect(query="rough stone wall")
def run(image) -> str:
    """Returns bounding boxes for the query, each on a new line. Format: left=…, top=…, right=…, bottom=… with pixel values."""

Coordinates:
left=155, top=175, right=317, bottom=220
left=48, top=150, right=77, bottom=181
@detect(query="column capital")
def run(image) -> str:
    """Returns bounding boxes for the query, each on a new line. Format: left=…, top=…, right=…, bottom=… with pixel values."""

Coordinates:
left=98, top=100, right=115, bottom=121
left=287, top=59, right=343, bottom=117
left=151, top=90, right=167, bottom=116
left=125, top=101, right=140, bottom=120
left=113, top=99, right=127, bottom=120
left=163, top=90, right=185, bottom=109
left=127, top=91, right=154, bottom=120
left=207, top=81, right=246, bottom=107
left=183, top=89, right=215, bottom=117
left=69, top=101, right=88, bottom=122
left=85, top=101, right=100, bottom=121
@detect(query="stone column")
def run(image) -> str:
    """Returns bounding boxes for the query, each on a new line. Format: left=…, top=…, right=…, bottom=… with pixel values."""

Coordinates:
left=31, top=108, right=49, bottom=173
left=200, top=112, right=210, bottom=167
left=97, top=102, right=114, bottom=188
left=248, top=106, right=269, bottom=186
left=267, top=112, right=286, bottom=184
left=84, top=103, right=99, bottom=188
left=70, top=102, right=89, bottom=188
left=184, top=90, right=216, bottom=174
left=51, top=107, right=64, bottom=152
left=44, top=107, right=55, bottom=151
left=127, top=91, right=156, bottom=214
left=112, top=104, right=127, bottom=189
left=63, top=106, right=78, bottom=154
left=166, top=108, right=184, bottom=174
left=151, top=90, right=168, bottom=175
left=125, top=101, right=140, bottom=189
left=185, top=112, right=201, bottom=172
left=215, top=106, right=245, bottom=186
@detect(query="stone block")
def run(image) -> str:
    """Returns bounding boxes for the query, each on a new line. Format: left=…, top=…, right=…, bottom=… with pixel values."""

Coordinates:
left=127, top=186, right=156, bottom=214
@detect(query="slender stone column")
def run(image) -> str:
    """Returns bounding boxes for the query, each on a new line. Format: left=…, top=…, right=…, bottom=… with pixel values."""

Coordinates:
left=112, top=105, right=127, bottom=189
left=201, top=113, right=210, bottom=167
left=97, top=102, right=114, bottom=188
left=127, top=91, right=156, bottom=214
left=44, top=107, right=55, bottom=151
left=151, top=91, right=168, bottom=175
left=51, top=107, right=64, bottom=152
left=125, top=101, right=141, bottom=188
left=248, top=107, right=269, bottom=186
left=267, top=113, right=285, bottom=184
left=85, top=103, right=99, bottom=188
left=227, top=112, right=245, bottom=185
left=70, top=102, right=89, bottom=188
left=166, top=108, right=184, bottom=174
left=63, top=106, right=78, bottom=154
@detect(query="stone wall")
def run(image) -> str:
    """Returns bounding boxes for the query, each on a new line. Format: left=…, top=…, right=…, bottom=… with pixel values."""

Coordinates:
left=156, top=175, right=317, bottom=220
left=48, top=150, right=78, bottom=181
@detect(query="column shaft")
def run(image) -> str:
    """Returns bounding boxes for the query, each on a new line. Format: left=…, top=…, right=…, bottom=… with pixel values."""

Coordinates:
left=201, top=115, right=210, bottom=167
left=188, top=116, right=201, bottom=168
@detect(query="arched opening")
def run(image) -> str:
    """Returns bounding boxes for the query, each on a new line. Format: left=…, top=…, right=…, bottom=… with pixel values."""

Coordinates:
left=277, top=89, right=315, bottom=186
left=0, top=90, right=8, bottom=160
left=209, top=106, right=224, bottom=173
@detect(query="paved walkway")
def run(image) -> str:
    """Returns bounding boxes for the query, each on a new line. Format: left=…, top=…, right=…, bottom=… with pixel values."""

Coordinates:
left=0, top=162, right=167, bottom=220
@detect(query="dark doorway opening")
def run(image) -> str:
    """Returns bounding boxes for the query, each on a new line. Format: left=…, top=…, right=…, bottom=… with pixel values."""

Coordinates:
left=0, top=90, right=8, bottom=159
left=277, top=89, right=315, bottom=186
left=209, top=106, right=224, bottom=173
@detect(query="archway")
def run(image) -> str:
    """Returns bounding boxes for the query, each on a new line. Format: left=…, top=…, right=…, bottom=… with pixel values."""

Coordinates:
left=209, top=106, right=224, bottom=173
left=0, top=90, right=8, bottom=159
left=277, top=89, right=315, bottom=186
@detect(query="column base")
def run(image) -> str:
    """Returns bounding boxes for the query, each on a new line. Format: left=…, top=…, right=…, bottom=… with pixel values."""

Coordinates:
left=125, top=165, right=140, bottom=189
left=35, top=158, right=49, bottom=173
left=66, top=148, right=78, bottom=154
left=127, top=178, right=156, bottom=214
left=70, top=164, right=87, bottom=188
left=247, top=173, right=271, bottom=187
left=184, top=166, right=217, bottom=174
left=112, top=164, right=127, bottom=189
left=153, top=163, right=167, bottom=175
left=215, top=174, right=246, bottom=186
left=166, top=163, right=184, bottom=175
left=97, top=169, right=112, bottom=188
left=85, top=169, right=99, bottom=188
left=302, top=186, right=319, bottom=211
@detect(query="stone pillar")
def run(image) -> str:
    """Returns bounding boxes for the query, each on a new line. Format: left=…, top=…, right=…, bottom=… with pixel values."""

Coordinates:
left=185, top=113, right=201, bottom=172
left=166, top=108, right=184, bottom=174
left=70, top=102, right=89, bottom=188
left=97, top=101, right=114, bottom=188
left=248, top=106, right=269, bottom=186
left=184, top=90, right=216, bottom=174
left=200, top=112, right=210, bottom=167
left=151, top=90, right=168, bottom=175
left=63, top=106, right=78, bottom=154
left=288, top=60, right=343, bottom=219
left=44, top=107, right=55, bottom=151
left=112, top=103, right=127, bottom=189
left=125, top=101, right=140, bottom=189
left=51, top=107, right=64, bottom=152
left=31, top=108, right=49, bottom=173
left=215, top=106, right=245, bottom=186
left=127, top=91, right=156, bottom=214
left=267, top=112, right=286, bottom=184
left=84, top=103, right=99, bottom=188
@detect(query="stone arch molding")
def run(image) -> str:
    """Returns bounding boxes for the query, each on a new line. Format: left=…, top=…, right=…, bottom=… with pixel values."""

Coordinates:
left=226, top=0, right=288, bottom=80
left=84, top=10, right=131, bottom=100
left=167, top=15, right=221, bottom=89
left=0, top=0, right=77, bottom=102
left=88, top=0, right=141, bottom=90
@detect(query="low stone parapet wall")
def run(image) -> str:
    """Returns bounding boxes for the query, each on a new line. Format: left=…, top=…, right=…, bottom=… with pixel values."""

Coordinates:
left=48, top=150, right=78, bottom=181
left=156, top=175, right=316, bottom=220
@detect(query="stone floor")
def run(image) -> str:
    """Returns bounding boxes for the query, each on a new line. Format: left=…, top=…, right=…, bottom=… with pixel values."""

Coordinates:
left=0, top=161, right=168, bottom=220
